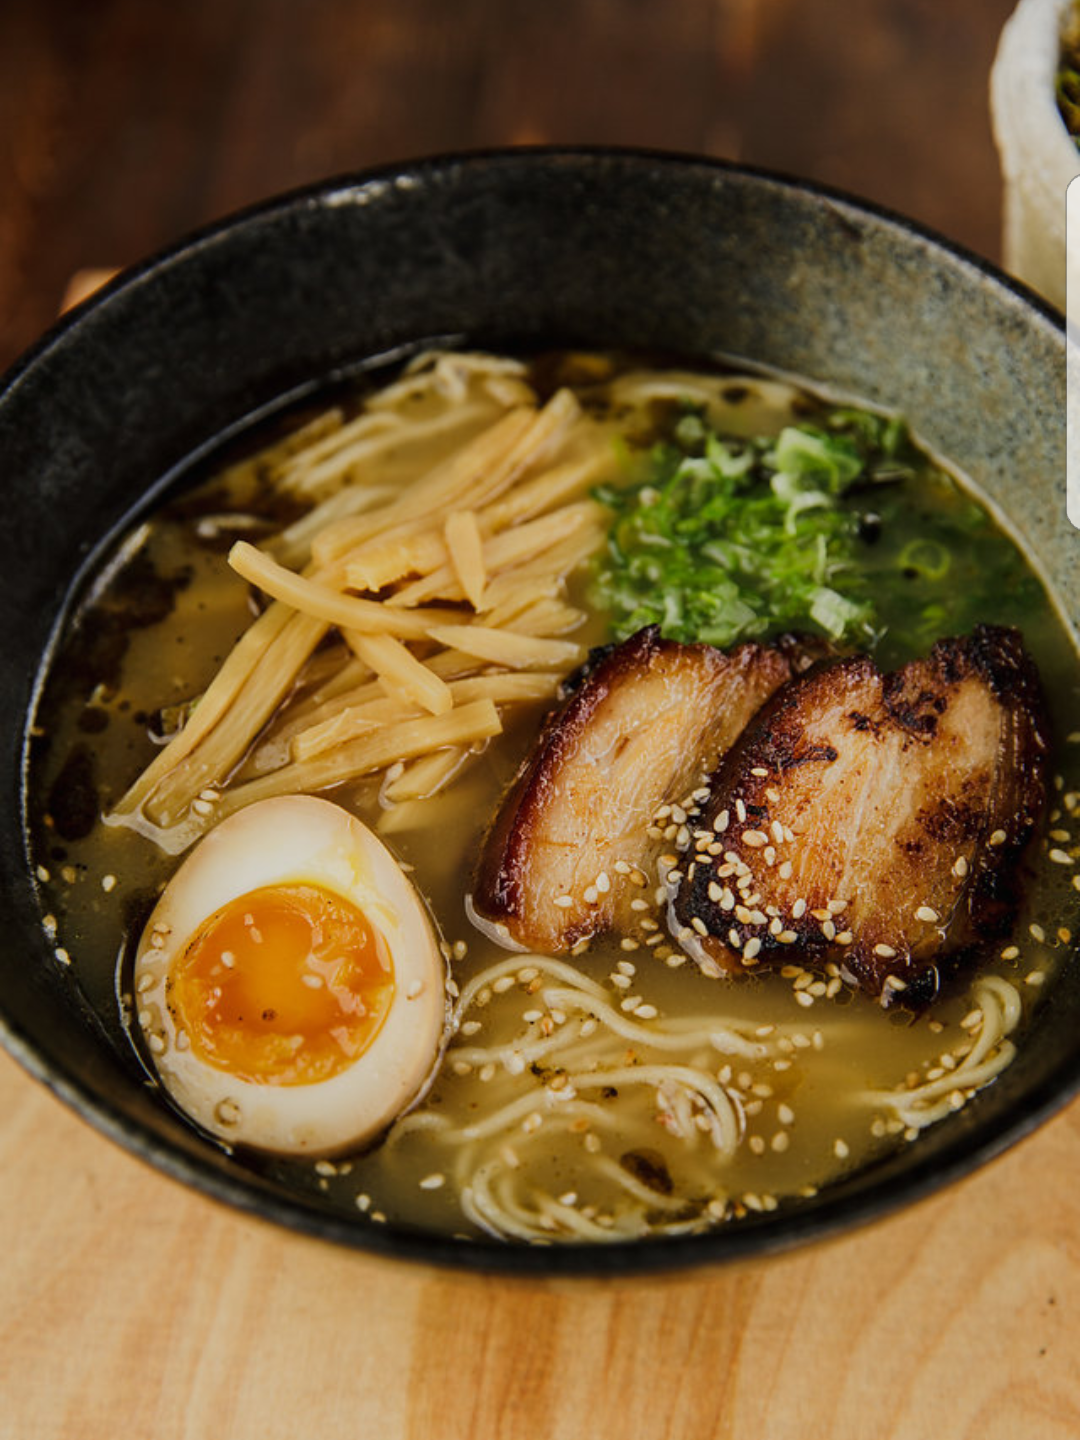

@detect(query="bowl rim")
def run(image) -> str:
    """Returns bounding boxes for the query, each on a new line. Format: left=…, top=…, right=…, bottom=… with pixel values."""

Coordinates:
left=2, top=144, right=1074, bottom=1278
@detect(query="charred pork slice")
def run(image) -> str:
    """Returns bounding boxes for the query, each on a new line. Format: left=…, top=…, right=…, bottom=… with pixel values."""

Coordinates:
left=672, top=624, right=1050, bottom=1003
left=472, top=625, right=811, bottom=953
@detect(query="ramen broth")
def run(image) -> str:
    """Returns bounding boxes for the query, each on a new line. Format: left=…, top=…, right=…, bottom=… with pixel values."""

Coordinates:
left=28, top=351, right=1080, bottom=1241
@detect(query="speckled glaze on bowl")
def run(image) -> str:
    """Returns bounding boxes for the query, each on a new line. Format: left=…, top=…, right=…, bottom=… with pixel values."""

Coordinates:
left=0, top=149, right=1074, bottom=1276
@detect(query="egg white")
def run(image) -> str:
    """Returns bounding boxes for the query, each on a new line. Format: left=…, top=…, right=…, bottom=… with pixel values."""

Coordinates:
left=133, top=794, right=448, bottom=1157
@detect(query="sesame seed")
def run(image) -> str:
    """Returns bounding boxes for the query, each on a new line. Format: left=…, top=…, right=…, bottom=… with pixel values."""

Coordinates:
left=728, top=928, right=742, bottom=949
left=821, top=920, right=836, bottom=941
left=952, top=855, right=969, bottom=879
left=743, top=830, right=767, bottom=848
left=792, top=898, right=807, bottom=919
left=833, top=1138, right=850, bottom=1159
left=1030, top=923, right=1046, bottom=943
left=915, top=905, right=940, bottom=923
left=493, top=975, right=515, bottom=993
left=795, top=991, right=815, bottom=1008
left=635, top=1003, right=658, bottom=1020
left=778, top=930, right=797, bottom=944
left=716, top=810, right=730, bottom=833
left=1000, top=945, right=1019, bottom=960
left=614, top=860, right=631, bottom=875
left=778, top=860, right=793, bottom=880
left=874, top=943, right=897, bottom=959
left=744, top=938, right=762, bottom=960
left=1025, top=970, right=1046, bottom=987
left=989, top=829, right=1007, bottom=846
left=691, top=916, right=709, bottom=936
left=771, top=1131, right=790, bottom=1153
left=735, top=800, right=747, bottom=823
left=583, top=885, right=599, bottom=904
left=610, top=972, right=632, bottom=989
left=1049, top=849, right=1075, bottom=866
left=836, top=931, right=853, bottom=945
left=749, top=1135, right=766, bottom=1155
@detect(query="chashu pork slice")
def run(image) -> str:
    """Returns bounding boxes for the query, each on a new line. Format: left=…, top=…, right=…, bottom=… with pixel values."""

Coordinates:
left=672, top=624, right=1050, bottom=1004
left=472, top=625, right=812, bottom=953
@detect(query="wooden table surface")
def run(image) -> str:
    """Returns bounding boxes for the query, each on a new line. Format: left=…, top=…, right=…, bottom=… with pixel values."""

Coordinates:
left=4, top=3, right=1079, bottom=1436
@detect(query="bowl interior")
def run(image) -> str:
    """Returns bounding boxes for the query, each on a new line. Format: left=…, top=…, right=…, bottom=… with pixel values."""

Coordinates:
left=0, top=150, right=1073, bottom=1275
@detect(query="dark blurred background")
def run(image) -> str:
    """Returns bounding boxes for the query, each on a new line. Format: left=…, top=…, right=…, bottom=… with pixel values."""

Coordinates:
left=0, top=0, right=1017, bottom=373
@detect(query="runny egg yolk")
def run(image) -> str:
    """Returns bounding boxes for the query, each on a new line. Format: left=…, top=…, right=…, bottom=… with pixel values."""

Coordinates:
left=168, top=883, right=394, bottom=1086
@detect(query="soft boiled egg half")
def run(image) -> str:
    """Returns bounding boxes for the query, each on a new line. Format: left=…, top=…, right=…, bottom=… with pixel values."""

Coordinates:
left=133, top=794, right=448, bottom=1157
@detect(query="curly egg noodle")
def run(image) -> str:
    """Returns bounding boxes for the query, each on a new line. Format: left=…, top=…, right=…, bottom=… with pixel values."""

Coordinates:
left=32, top=348, right=1077, bottom=1242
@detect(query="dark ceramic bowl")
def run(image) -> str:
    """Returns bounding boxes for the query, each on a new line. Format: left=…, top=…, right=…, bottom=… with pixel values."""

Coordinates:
left=0, top=149, right=1075, bottom=1276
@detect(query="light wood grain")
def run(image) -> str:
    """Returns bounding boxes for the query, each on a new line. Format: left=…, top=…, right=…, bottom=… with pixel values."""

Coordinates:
left=3, top=1042, right=1079, bottom=1440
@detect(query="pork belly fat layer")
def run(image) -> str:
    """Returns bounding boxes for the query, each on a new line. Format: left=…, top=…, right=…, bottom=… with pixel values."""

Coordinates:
left=673, top=624, right=1050, bottom=1002
left=471, top=626, right=799, bottom=953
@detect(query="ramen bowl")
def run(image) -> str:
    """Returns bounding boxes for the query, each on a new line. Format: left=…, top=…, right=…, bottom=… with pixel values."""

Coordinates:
left=0, top=149, right=1074, bottom=1276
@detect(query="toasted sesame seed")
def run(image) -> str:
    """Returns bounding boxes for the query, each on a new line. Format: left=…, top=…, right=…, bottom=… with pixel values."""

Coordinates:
left=778, top=930, right=797, bottom=944
left=771, top=1131, right=790, bottom=1153
left=583, top=885, right=599, bottom=904
left=833, top=1138, right=850, bottom=1159
left=874, top=943, right=897, bottom=959
left=610, top=972, right=632, bottom=989
left=1030, top=923, right=1046, bottom=943
left=989, top=829, right=1007, bottom=846
left=1049, top=849, right=1075, bottom=866
left=744, top=937, right=762, bottom=960
left=821, top=920, right=836, bottom=941
left=554, top=894, right=573, bottom=909
left=1025, top=970, right=1046, bottom=987
left=419, top=1173, right=446, bottom=1190
left=795, top=990, right=815, bottom=1008
left=915, top=905, right=940, bottom=923
left=952, top=855, right=969, bottom=878
left=792, top=898, right=807, bottom=920
left=635, top=1003, right=659, bottom=1020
